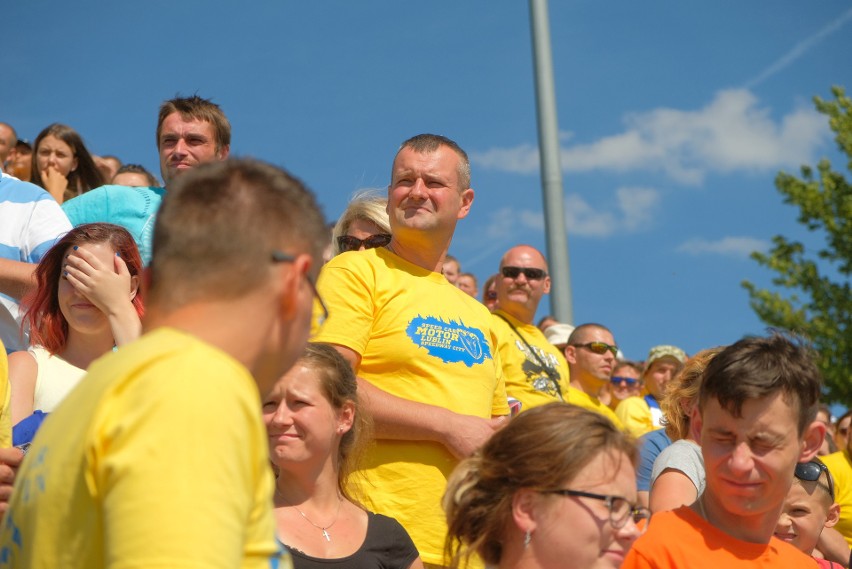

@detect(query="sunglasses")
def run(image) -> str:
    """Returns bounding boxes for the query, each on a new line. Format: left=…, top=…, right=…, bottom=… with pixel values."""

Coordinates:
left=337, top=233, right=391, bottom=253
left=270, top=251, right=329, bottom=322
left=571, top=341, right=618, bottom=356
left=501, top=266, right=547, bottom=280
left=610, top=376, right=638, bottom=387
left=795, top=461, right=835, bottom=500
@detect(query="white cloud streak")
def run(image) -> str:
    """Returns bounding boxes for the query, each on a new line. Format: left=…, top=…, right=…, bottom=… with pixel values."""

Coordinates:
left=745, top=8, right=852, bottom=89
left=471, top=89, right=828, bottom=185
left=676, top=236, right=770, bottom=258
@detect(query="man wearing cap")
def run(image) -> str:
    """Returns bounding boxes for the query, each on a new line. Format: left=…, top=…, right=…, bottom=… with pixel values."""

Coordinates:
left=491, top=245, right=570, bottom=413
left=563, top=323, right=623, bottom=427
left=616, top=344, right=687, bottom=438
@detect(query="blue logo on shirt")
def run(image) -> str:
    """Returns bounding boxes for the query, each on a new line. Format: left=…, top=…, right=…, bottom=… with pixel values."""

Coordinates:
left=406, top=316, right=492, bottom=367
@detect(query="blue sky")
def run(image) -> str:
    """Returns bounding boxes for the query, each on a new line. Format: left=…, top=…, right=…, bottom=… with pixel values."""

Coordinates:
left=4, top=2, right=850, bottom=366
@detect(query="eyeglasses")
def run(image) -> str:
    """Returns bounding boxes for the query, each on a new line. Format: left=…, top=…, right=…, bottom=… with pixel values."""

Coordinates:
left=500, top=266, right=547, bottom=280
left=337, top=233, right=391, bottom=253
left=540, top=489, right=650, bottom=531
left=270, top=251, right=329, bottom=322
left=571, top=342, right=618, bottom=357
left=795, top=461, right=835, bottom=500
left=485, top=290, right=498, bottom=301
left=610, top=376, right=638, bottom=387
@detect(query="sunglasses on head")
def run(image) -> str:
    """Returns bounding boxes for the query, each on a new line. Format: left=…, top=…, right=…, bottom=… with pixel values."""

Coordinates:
left=571, top=341, right=619, bottom=356
left=501, top=266, right=547, bottom=280
left=337, top=233, right=391, bottom=253
left=795, top=460, right=835, bottom=500
left=610, top=376, right=638, bottom=386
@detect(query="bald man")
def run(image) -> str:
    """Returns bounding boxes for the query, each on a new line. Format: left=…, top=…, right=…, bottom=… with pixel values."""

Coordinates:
left=490, top=245, right=570, bottom=413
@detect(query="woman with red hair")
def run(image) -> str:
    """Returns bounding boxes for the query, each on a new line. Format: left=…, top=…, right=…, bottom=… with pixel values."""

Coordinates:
left=8, top=223, right=143, bottom=435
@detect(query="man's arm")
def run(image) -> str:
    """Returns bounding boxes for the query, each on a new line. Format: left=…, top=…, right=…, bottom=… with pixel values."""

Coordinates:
left=0, top=259, right=36, bottom=301
left=334, top=344, right=506, bottom=459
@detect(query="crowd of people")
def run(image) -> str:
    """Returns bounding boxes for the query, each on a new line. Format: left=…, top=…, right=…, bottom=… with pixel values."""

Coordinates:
left=0, top=97, right=849, bottom=569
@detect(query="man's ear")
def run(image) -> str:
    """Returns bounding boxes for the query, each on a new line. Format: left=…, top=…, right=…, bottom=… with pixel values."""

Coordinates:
left=799, top=420, right=827, bottom=463
left=690, top=405, right=703, bottom=444
left=564, top=345, right=577, bottom=365
left=543, top=276, right=551, bottom=295
left=278, top=253, right=311, bottom=319
left=457, top=188, right=474, bottom=220
left=217, top=144, right=231, bottom=160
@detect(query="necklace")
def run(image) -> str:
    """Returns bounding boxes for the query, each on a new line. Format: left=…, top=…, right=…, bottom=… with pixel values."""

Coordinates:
left=275, top=487, right=342, bottom=542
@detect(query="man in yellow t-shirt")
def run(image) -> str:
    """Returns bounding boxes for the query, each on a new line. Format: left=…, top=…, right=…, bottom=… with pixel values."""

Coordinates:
left=0, top=159, right=327, bottom=568
left=616, top=345, right=687, bottom=437
left=315, top=134, right=509, bottom=568
left=823, top=436, right=852, bottom=546
left=562, top=323, right=623, bottom=428
left=490, top=245, right=570, bottom=413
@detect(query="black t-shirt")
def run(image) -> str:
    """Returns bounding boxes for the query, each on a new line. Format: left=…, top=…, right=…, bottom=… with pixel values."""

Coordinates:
left=282, top=511, right=419, bottom=569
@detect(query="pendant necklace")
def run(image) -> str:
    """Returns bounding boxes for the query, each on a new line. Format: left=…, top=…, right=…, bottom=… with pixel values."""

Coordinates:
left=276, top=487, right=342, bottom=542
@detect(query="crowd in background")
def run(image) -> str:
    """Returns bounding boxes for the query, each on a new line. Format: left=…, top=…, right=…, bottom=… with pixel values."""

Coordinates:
left=0, top=99, right=850, bottom=569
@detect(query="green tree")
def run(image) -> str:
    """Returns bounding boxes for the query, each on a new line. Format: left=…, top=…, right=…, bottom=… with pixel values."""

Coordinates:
left=742, top=86, right=851, bottom=404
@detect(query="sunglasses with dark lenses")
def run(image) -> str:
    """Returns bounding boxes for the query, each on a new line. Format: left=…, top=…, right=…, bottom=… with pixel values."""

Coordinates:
left=501, top=266, right=547, bottom=280
left=610, top=376, right=638, bottom=386
left=795, top=461, right=835, bottom=500
left=571, top=341, right=619, bottom=357
left=337, top=233, right=392, bottom=253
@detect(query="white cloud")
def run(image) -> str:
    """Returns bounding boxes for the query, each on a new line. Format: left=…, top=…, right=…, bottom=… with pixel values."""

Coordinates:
left=471, top=89, right=828, bottom=185
left=676, top=236, right=769, bottom=258
left=482, top=186, right=659, bottom=240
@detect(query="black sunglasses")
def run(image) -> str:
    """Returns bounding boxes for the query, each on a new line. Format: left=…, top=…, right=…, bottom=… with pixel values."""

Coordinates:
left=501, top=266, right=547, bottom=280
left=337, top=233, right=391, bottom=253
left=610, top=376, right=638, bottom=386
left=795, top=460, right=835, bottom=500
left=571, top=341, right=618, bottom=356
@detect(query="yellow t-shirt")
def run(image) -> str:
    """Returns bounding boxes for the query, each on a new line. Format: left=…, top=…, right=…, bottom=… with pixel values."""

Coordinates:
left=0, top=328, right=291, bottom=569
left=314, top=248, right=509, bottom=566
left=0, top=339, right=9, bottom=447
left=823, top=450, right=852, bottom=546
left=566, top=385, right=624, bottom=430
left=615, top=395, right=655, bottom=438
left=491, top=310, right=570, bottom=413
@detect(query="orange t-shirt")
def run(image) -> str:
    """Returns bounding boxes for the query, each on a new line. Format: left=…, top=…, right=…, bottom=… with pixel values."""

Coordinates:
left=623, top=506, right=818, bottom=568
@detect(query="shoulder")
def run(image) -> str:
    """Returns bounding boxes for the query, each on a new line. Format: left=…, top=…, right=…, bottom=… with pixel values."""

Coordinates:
left=640, top=429, right=673, bottom=451
left=616, top=396, right=650, bottom=414
left=8, top=350, right=38, bottom=381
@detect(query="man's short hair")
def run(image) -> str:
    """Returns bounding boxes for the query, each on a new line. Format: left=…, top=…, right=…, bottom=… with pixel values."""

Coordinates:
left=114, top=164, right=160, bottom=186
left=566, top=322, right=612, bottom=345
left=0, top=122, right=17, bottom=145
left=156, top=95, right=231, bottom=152
left=698, top=332, right=822, bottom=434
left=149, top=158, right=326, bottom=310
left=396, top=133, right=471, bottom=190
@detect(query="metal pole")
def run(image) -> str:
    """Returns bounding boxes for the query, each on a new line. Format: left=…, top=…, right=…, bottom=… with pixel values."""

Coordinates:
left=529, top=0, right=573, bottom=324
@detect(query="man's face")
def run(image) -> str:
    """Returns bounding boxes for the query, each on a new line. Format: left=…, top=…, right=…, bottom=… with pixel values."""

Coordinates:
left=457, top=274, right=477, bottom=297
left=158, top=112, right=229, bottom=184
left=609, top=364, right=642, bottom=403
left=442, top=260, right=460, bottom=284
left=695, top=392, right=819, bottom=530
left=644, top=357, right=682, bottom=400
left=565, top=327, right=617, bottom=393
left=0, top=124, right=14, bottom=164
left=387, top=146, right=473, bottom=238
left=496, top=246, right=550, bottom=321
